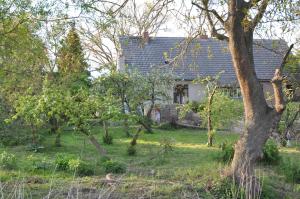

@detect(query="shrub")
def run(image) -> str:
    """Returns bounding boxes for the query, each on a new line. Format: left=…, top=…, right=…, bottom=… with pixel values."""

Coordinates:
left=26, top=143, right=45, bottom=153
left=102, top=134, right=113, bottom=145
left=0, top=151, right=16, bottom=169
left=278, top=158, right=300, bottom=184
left=159, top=137, right=175, bottom=153
left=33, top=158, right=51, bottom=171
left=219, top=142, right=235, bottom=163
left=127, top=145, right=136, bottom=156
left=262, top=139, right=280, bottom=165
left=55, top=153, right=72, bottom=171
left=68, top=159, right=94, bottom=176
left=103, top=160, right=126, bottom=174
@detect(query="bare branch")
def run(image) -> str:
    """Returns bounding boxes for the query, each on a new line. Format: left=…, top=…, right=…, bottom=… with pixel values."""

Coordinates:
left=192, top=0, right=228, bottom=41
left=251, top=0, right=269, bottom=29
left=191, top=1, right=225, bottom=25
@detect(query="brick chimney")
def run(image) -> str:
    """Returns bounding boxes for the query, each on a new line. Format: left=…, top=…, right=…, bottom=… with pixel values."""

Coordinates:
left=199, top=34, right=208, bottom=39
left=143, top=31, right=150, bottom=44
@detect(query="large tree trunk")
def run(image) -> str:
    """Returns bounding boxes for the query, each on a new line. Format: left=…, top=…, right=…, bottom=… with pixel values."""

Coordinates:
left=226, top=1, right=289, bottom=197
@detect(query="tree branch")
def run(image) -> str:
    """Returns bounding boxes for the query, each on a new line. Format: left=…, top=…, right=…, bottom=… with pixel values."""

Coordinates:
left=271, top=44, right=294, bottom=113
left=251, top=0, right=269, bottom=29
left=191, top=1, right=225, bottom=25
left=191, top=1, right=228, bottom=41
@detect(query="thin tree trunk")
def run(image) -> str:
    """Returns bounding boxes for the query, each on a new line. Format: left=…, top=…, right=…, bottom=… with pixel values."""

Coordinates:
left=207, top=87, right=216, bottom=147
left=80, top=128, right=107, bottom=156
left=55, top=131, right=61, bottom=147
left=30, top=123, right=37, bottom=145
left=122, top=97, right=131, bottom=137
left=130, top=126, right=143, bottom=146
left=103, top=121, right=109, bottom=137
left=89, top=135, right=107, bottom=156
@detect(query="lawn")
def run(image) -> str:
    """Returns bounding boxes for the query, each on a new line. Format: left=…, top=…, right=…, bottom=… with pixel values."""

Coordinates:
left=0, top=126, right=299, bottom=198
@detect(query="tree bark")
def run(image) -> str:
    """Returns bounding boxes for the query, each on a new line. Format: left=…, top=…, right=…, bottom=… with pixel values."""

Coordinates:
left=225, top=1, right=292, bottom=197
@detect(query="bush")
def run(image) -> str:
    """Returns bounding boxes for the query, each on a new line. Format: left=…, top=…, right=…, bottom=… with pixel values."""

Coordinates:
left=55, top=153, right=72, bottom=171
left=0, top=151, right=16, bottom=169
left=103, top=160, right=126, bottom=174
left=278, top=158, right=300, bottom=183
left=219, top=142, right=235, bottom=163
left=127, top=145, right=136, bottom=156
left=68, top=159, right=94, bottom=176
left=159, top=137, right=175, bottom=153
left=26, top=155, right=51, bottom=171
left=102, top=134, right=113, bottom=145
left=262, top=139, right=280, bottom=165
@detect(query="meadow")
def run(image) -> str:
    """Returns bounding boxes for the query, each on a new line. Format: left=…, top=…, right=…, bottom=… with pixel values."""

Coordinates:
left=0, top=126, right=299, bottom=198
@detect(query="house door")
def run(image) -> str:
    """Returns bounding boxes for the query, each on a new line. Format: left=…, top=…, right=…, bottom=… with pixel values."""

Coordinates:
left=174, top=84, right=188, bottom=104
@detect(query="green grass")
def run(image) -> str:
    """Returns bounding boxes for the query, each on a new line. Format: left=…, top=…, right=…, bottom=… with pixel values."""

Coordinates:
left=0, top=126, right=299, bottom=198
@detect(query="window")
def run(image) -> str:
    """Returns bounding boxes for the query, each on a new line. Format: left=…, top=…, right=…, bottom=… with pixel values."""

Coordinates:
left=174, top=84, right=188, bottom=104
left=220, top=87, right=242, bottom=99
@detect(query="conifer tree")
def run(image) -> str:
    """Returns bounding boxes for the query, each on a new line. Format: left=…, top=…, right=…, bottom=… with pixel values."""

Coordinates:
left=57, top=25, right=90, bottom=88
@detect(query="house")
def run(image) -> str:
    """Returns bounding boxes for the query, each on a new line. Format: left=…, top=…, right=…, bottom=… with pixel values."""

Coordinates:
left=117, top=33, right=289, bottom=105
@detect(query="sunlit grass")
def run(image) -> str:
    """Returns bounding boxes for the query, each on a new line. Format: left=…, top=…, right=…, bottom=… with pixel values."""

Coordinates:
left=0, top=126, right=299, bottom=198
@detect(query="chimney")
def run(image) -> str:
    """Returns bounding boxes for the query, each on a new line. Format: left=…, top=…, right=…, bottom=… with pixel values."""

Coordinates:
left=199, top=34, right=208, bottom=39
left=143, top=31, right=150, bottom=44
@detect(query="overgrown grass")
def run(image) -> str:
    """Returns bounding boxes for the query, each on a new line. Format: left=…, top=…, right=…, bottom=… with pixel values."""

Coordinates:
left=0, top=126, right=299, bottom=198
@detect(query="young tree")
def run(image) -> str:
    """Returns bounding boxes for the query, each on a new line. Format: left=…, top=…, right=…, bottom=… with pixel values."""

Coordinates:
left=196, top=72, right=222, bottom=147
left=190, top=0, right=298, bottom=194
left=143, top=68, right=175, bottom=132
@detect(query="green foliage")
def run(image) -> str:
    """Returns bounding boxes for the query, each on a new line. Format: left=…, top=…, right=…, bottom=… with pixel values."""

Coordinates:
left=55, top=153, right=72, bottom=171
left=127, top=145, right=137, bottom=156
left=103, top=160, right=126, bottom=174
left=57, top=26, right=90, bottom=88
left=199, top=92, right=244, bottom=129
left=0, top=151, right=16, bottom=170
left=262, top=139, right=280, bottom=165
left=278, top=158, right=300, bottom=184
left=159, top=137, right=175, bottom=153
left=219, top=142, right=235, bottom=163
left=210, top=178, right=246, bottom=199
left=27, top=155, right=52, bottom=171
left=68, top=158, right=94, bottom=176
left=102, top=134, right=113, bottom=145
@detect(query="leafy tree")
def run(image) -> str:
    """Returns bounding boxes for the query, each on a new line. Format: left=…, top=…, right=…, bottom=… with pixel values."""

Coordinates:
left=195, top=72, right=222, bottom=147
left=56, top=25, right=90, bottom=88
left=143, top=68, right=175, bottom=132
left=6, top=92, right=43, bottom=145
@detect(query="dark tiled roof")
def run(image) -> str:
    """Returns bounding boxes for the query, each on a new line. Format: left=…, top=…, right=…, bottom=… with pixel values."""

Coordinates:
left=119, top=36, right=288, bottom=85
